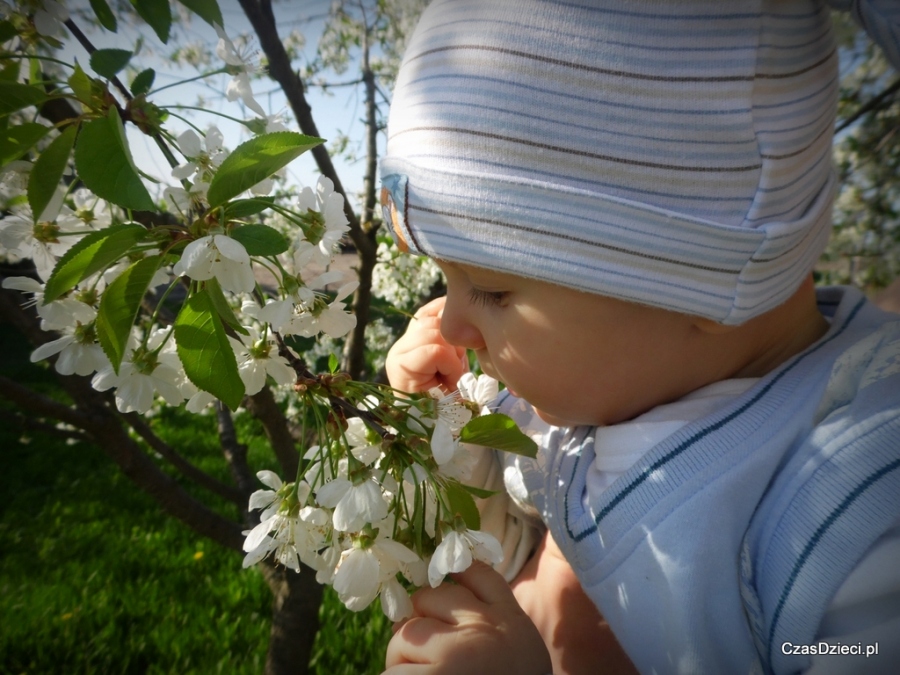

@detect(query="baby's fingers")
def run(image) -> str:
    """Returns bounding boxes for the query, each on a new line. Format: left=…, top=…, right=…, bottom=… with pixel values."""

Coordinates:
left=384, top=617, right=456, bottom=669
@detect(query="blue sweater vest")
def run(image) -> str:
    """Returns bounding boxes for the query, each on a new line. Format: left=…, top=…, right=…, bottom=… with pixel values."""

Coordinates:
left=502, top=287, right=900, bottom=673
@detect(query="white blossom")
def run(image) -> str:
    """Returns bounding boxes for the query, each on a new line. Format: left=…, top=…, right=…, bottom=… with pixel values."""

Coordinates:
left=316, top=473, right=388, bottom=532
left=30, top=328, right=107, bottom=377
left=297, top=176, right=349, bottom=257
left=457, top=373, right=499, bottom=411
left=172, top=234, right=255, bottom=294
left=333, top=538, right=420, bottom=615
left=33, top=0, right=68, bottom=36
left=1, top=277, right=96, bottom=331
left=91, top=335, right=185, bottom=414
left=229, top=327, right=295, bottom=395
left=214, top=25, right=266, bottom=118
left=428, top=528, right=503, bottom=588
left=172, top=127, right=226, bottom=181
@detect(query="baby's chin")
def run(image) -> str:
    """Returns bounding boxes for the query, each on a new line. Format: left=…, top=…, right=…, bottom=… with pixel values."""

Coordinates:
left=532, top=406, right=586, bottom=428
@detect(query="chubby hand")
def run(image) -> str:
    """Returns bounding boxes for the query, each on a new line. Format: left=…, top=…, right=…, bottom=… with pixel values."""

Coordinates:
left=383, top=562, right=552, bottom=675
left=386, top=297, right=468, bottom=394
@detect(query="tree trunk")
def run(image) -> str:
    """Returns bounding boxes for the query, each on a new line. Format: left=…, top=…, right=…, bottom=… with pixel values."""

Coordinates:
left=262, top=563, right=325, bottom=675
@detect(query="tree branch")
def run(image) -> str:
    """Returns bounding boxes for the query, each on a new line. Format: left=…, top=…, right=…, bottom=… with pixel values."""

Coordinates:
left=245, top=386, right=300, bottom=480
left=0, top=408, right=91, bottom=444
left=123, top=412, right=245, bottom=505
left=836, top=77, right=900, bottom=133
left=216, top=402, right=259, bottom=505
left=0, top=375, right=89, bottom=430
left=0, top=287, right=244, bottom=552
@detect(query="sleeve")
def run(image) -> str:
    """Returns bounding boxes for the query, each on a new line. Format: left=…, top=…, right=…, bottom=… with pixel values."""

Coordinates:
left=464, top=444, right=544, bottom=581
left=805, top=521, right=900, bottom=674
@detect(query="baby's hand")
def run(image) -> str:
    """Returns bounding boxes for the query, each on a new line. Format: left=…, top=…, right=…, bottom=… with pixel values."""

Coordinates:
left=383, top=562, right=552, bottom=675
left=386, top=297, right=468, bottom=394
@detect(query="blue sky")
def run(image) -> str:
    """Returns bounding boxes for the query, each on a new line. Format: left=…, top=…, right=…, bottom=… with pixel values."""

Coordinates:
left=61, top=0, right=375, bottom=210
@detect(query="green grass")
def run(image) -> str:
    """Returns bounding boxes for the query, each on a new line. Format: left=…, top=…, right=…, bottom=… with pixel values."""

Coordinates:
left=0, top=322, right=391, bottom=674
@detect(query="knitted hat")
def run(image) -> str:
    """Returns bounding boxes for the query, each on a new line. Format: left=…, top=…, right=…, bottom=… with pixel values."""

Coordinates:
left=380, top=0, right=898, bottom=324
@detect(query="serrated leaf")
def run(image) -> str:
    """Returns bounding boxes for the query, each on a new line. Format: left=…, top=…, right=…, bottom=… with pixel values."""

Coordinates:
left=228, top=224, right=289, bottom=256
left=207, top=132, right=324, bottom=207
left=43, top=224, right=148, bottom=304
left=96, top=255, right=162, bottom=371
left=131, top=0, right=171, bottom=44
left=74, top=109, right=155, bottom=212
left=131, top=68, right=155, bottom=96
left=204, top=277, right=249, bottom=336
left=223, top=197, right=275, bottom=219
left=68, top=64, right=93, bottom=106
left=0, top=82, right=47, bottom=118
left=90, top=48, right=132, bottom=79
left=174, top=289, right=245, bottom=411
left=445, top=480, right=480, bottom=531
left=176, top=0, right=223, bottom=28
left=28, top=125, right=77, bottom=220
left=89, top=0, right=117, bottom=31
left=0, top=123, right=49, bottom=165
left=459, top=413, right=538, bottom=458
left=0, top=20, right=18, bottom=43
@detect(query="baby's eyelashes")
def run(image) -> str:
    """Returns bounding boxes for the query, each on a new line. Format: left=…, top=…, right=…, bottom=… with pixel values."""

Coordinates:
left=467, top=287, right=508, bottom=308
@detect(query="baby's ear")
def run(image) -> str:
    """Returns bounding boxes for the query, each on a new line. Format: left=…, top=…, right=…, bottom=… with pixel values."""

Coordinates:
left=691, top=316, right=738, bottom=335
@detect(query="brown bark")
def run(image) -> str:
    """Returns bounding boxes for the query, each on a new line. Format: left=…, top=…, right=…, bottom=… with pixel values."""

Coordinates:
left=261, top=563, right=324, bottom=675
left=246, top=386, right=300, bottom=480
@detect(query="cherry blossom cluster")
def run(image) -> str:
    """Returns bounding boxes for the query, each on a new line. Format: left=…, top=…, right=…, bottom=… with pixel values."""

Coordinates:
left=0, top=11, right=356, bottom=415
left=242, top=373, right=505, bottom=621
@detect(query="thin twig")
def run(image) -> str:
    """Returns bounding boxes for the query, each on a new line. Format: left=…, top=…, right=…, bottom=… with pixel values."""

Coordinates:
left=836, top=77, right=900, bottom=133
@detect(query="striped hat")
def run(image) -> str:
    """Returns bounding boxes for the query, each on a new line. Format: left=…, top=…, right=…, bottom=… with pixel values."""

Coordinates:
left=380, top=0, right=846, bottom=324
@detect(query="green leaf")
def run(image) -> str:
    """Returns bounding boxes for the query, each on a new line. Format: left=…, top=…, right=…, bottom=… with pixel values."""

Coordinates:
left=68, top=64, right=93, bottom=106
left=96, top=255, right=162, bottom=371
left=0, top=123, right=49, bottom=165
left=223, top=197, right=275, bottom=219
left=130, top=0, right=171, bottom=44
left=131, top=68, right=155, bottom=96
left=328, top=353, right=339, bottom=374
left=228, top=224, right=289, bottom=256
left=28, top=125, right=77, bottom=221
left=174, top=289, right=245, bottom=411
left=43, top=224, right=148, bottom=304
left=89, top=0, right=118, bottom=31
left=90, top=48, right=132, bottom=79
left=0, top=82, right=47, bottom=118
left=176, top=0, right=223, bottom=28
left=207, top=132, right=324, bottom=207
left=461, top=484, right=499, bottom=500
left=459, top=413, right=538, bottom=458
left=74, top=108, right=155, bottom=212
left=0, top=59, right=20, bottom=82
left=204, top=277, right=249, bottom=336
left=445, top=480, right=480, bottom=531
left=0, top=20, right=18, bottom=43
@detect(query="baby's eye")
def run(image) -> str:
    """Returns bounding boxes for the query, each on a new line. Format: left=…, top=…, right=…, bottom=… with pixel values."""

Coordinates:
left=467, top=287, right=507, bottom=307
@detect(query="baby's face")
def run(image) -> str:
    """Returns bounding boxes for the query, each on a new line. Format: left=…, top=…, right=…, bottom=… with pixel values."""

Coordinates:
left=436, top=261, right=703, bottom=427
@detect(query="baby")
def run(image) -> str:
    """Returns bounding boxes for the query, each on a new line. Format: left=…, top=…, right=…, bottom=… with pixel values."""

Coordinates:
left=378, top=0, right=900, bottom=673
